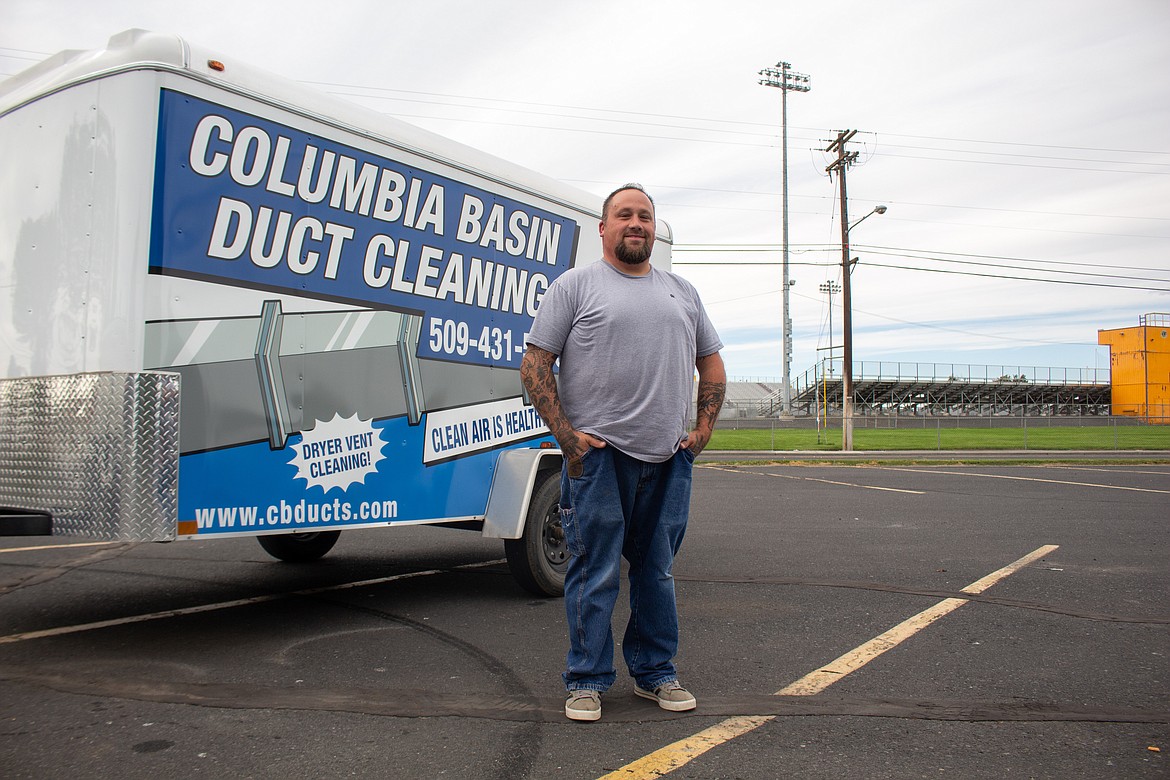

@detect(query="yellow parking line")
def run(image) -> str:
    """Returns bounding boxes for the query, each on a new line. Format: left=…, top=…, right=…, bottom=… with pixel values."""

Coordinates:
left=599, top=544, right=1059, bottom=779
left=775, top=596, right=969, bottom=697
left=599, top=716, right=773, bottom=777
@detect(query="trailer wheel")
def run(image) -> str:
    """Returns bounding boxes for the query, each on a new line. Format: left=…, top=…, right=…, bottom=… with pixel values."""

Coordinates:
left=505, top=470, right=566, bottom=597
left=257, top=530, right=341, bottom=562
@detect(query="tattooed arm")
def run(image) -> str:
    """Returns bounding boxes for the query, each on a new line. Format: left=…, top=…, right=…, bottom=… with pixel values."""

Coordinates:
left=520, top=345, right=606, bottom=461
left=682, top=351, right=726, bottom=455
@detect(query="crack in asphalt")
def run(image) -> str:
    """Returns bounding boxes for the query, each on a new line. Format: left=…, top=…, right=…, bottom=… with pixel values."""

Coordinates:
left=2, top=665, right=1165, bottom=725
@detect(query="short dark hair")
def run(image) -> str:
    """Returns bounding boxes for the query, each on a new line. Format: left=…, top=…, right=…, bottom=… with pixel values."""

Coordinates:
left=602, top=183, right=654, bottom=220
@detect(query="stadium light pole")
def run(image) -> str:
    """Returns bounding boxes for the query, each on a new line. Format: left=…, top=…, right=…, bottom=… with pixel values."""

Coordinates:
left=818, top=280, right=841, bottom=366
left=818, top=280, right=840, bottom=436
left=758, top=61, right=809, bottom=418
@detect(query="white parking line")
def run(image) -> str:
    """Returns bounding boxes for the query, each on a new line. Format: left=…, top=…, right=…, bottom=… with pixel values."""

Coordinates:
left=705, top=465, right=925, bottom=495
left=598, top=545, right=1059, bottom=780
left=1038, top=465, right=1170, bottom=477
left=0, top=542, right=120, bottom=555
left=0, top=559, right=504, bottom=645
left=876, top=466, right=1170, bottom=494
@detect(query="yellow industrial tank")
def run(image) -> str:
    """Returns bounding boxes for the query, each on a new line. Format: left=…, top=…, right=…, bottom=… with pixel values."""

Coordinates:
left=1098, top=313, right=1170, bottom=424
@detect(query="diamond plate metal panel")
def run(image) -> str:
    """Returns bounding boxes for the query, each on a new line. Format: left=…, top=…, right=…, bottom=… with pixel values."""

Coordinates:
left=0, top=372, right=179, bottom=541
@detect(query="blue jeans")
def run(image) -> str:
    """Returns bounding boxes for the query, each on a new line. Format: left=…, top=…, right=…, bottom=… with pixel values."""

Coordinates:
left=559, top=445, right=695, bottom=692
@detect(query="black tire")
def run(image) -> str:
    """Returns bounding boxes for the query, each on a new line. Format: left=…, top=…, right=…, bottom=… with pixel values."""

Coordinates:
left=504, top=469, right=566, bottom=597
left=257, top=530, right=341, bottom=562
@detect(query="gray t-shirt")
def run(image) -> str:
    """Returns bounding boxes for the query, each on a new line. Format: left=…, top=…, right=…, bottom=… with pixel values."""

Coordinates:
left=526, top=260, right=723, bottom=462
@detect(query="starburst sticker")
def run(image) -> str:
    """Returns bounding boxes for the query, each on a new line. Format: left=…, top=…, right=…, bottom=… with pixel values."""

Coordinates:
left=289, top=413, right=386, bottom=493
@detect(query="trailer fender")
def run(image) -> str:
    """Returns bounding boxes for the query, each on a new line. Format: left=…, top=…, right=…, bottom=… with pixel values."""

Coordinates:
left=482, top=448, right=562, bottom=539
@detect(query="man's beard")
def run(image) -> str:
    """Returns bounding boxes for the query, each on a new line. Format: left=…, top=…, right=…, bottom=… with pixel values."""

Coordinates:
left=614, top=236, right=652, bottom=265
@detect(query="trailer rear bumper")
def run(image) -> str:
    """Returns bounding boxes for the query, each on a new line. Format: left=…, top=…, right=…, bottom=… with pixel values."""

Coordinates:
left=0, top=508, right=52, bottom=536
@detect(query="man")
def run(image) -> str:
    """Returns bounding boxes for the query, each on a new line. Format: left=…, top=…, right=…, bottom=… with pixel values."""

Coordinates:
left=520, top=183, right=726, bottom=722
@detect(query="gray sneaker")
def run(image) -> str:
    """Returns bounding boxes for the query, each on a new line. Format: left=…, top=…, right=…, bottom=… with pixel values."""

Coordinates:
left=634, top=680, right=697, bottom=712
left=565, top=689, right=601, bottom=721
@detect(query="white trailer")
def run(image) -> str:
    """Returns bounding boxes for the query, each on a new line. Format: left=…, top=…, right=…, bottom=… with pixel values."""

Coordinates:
left=0, top=29, right=672, bottom=596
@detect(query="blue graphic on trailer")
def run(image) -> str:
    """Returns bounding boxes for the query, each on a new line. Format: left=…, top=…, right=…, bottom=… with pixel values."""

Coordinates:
left=180, top=413, right=551, bottom=535
left=150, top=89, right=579, bottom=369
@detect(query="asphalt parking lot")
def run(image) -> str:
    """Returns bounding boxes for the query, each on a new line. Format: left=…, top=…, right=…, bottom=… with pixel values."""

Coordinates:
left=1, top=462, right=1167, bottom=779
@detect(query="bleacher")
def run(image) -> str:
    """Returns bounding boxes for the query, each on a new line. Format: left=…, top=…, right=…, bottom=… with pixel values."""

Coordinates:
left=720, top=380, right=785, bottom=420
left=723, top=362, right=1111, bottom=419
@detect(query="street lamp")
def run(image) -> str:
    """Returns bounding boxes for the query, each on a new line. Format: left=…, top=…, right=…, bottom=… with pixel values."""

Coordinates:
left=840, top=204, right=887, bottom=451
left=850, top=204, right=887, bottom=231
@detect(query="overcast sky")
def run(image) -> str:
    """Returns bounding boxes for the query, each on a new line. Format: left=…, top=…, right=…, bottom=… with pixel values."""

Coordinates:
left=4, top=0, right=1168, bottom=381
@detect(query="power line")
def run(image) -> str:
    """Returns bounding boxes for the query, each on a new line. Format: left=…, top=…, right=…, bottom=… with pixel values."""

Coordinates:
left=874, top=215, right=1169, bottom=240
left=675, top=243, right=1169, bottom=275
left=2, top=53, right=1166, bottom=160
left=302, top=79, right=802, bottom=132
left=706, top=282, right=1115, bottom=348
left=304, top=79, right=1170, bottom=158
left=851, top=262, right=1169, bottom=292
left=0, top=46, right=49, bottom=54
left=364, top=93, right=1165, bottom=173
left=856, top=250, right=1168, bottom=284
left=4, top=62, right=1166, bottom=171
left=674, top=256, right=1170, bottom=291
left=577, top=178, right=1170, bottom=225
left=817, top=302, right=1099, bottom=347
left=304, top=79, right=1170, bottom=171
left=677, top=258, right=1170, bottom=288
left=870, top=129, right=1170, bottom=158
left=670, top=210, right=1170, bottom=239
left=604, top=181, right=1170, bottom=222
left=872, top=141, right=1170, bottom=168
left=323, top=87, right=787, bottom=142
left=361, top=93, right=1168, bottom=173
left=377, top=110, right=783, bottom=148
left=870, top=151, right=1170, bottom=175
left=880, top=199, right=1170, bottom=223
left=0, top=46, right=48, bottom=60
left=792, top=286, right=1096, bottom=346
left=851, top=246, right=1170, bottom=280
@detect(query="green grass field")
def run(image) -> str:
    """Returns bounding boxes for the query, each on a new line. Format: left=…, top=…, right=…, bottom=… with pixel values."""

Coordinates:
left=707, top=423, right=1170, bottom=451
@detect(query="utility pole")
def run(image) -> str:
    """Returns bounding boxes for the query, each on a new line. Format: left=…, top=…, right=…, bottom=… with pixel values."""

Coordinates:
left=825, top=130, right=859, bottom=450
left=758, top=62, right=809, bottom=417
